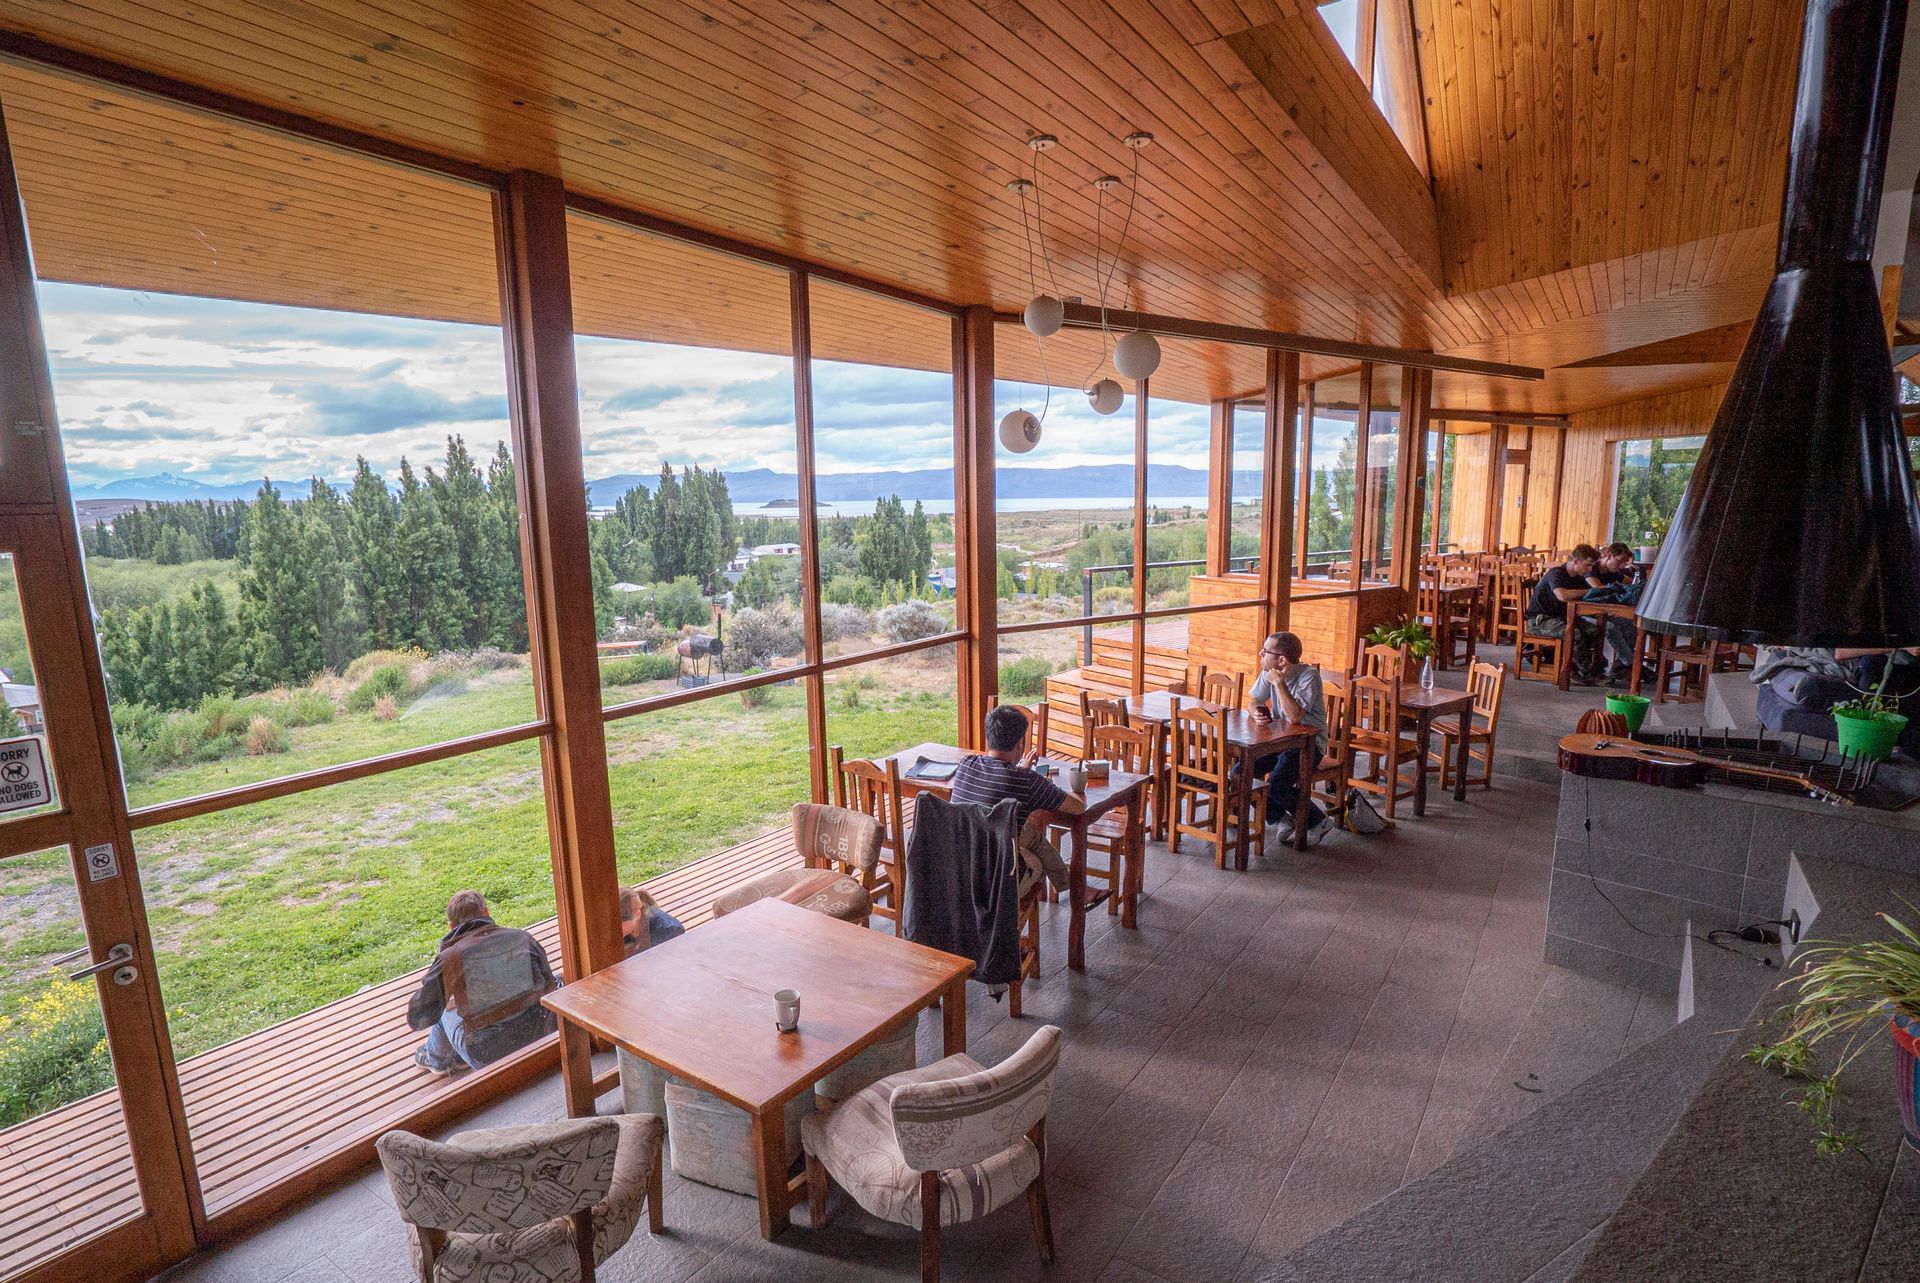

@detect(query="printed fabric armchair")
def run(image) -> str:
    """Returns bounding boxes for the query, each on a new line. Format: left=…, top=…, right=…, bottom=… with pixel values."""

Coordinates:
left=801, top=1024, right=1061, bottom=1283
left=376, top=1112, right=663, bottom=1283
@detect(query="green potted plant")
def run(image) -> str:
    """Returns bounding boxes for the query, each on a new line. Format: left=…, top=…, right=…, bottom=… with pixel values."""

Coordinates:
left=1831, top=662, right=1909, bottom=762
left=1747, top=908, right=1920, bottom=1155
left=1365, top=617, right=1434, bottom=659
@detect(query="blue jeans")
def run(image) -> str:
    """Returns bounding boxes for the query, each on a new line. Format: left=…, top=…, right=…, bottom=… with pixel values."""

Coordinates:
left=417, top=1008, right=479, bottom=1072
left=1256, top=748, right=1325, bottom=828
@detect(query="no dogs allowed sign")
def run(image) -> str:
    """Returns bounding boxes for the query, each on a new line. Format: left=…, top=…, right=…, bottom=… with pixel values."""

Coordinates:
left=0, top=737, right=50, bottom=813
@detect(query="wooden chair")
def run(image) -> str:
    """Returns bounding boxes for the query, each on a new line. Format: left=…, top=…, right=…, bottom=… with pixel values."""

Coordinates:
left=1071, top=723, right=1157, bottom=922
left=1346, top=674, right=1421, bottom=819
left=1514, top=605, right=1567, bottom=685
left=1304, top=678, right=1353, bottom=829
left=1168, top=701, right=1262, bottom=869
left=1360, top=642, right=1408, bottom=681
left=1417, top=581, right=1470, bottom=670
left=803, top=1025, right=1060, bottom=1283
left=1492, top=566, right=1530, bottom=647
left=987, top=695, right=1051, bottom=756
left=830, top=748, right=907, bottom=923
left=1431, top=661, right=1507, bottom=791
left=1652, top=634, right=1721, bottom=703
left=1194, top=664, right=1246, bottom=708
left=378, top=1113, right=664, bottom=1283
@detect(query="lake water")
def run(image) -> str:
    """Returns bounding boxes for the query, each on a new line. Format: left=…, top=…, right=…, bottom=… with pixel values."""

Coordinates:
left=741, top=496, right=1213, bottom=518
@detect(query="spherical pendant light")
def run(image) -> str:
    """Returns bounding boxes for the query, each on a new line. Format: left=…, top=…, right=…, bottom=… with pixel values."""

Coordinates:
left=999, top=408, right=1043, bottom=453
left=1086, top=378, right=1125, bottom=416
left=1113, top=330, right=1161, bottom=381
left=1023, top=294, right=1066, bottom=338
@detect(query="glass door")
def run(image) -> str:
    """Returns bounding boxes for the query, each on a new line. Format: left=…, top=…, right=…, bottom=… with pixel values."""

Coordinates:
left=0, top=523, right=196, bottom=1283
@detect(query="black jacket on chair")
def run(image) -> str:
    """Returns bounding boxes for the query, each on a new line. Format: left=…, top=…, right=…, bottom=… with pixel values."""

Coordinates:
left=904, top=795, right=1022, bottom=988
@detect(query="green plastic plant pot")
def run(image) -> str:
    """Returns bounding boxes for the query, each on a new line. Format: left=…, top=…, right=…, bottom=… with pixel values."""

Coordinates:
left=1605, top=693, right=1650, bottom=736
left=1833, top=708, right=1908, bottom=762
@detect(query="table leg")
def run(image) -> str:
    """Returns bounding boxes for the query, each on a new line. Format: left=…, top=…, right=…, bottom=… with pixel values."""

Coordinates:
left=1465, top=603, right=1478, bottom=668
left=1234, top=752, right=1252, bottom=871
left=751, top=1101, right=793, bottom=1240
left=558, top=1016, right=596, bottom=1119
left=1293, top=750, right=1312, bottom=852
left=1122, top=804, right=1142, bottom=929
left=1413, top=711, right=1432, bottom=817
left=1557, top=604, right=1575, bottom=692
left=1630, top=624, right=1646, bottom=698
left=1067, top=816, right=1089, bottom=972
left=1454, top=707, right=1472, bottom=802
left=942, top=975, right=967, bottom=1055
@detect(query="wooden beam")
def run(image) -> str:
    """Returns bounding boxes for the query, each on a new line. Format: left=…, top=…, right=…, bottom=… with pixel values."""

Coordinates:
left=1560, top=320, right=1752, bottom=369
left=790, top=272, right=828, bottom=804
left=1024, top=304, right=1545, bottom=381
left=1265, top=350, right=1300, bottom=634
left=1547, top=426, right=1568, bottom=552
left=1422, top=408, right=1570, bottom=427
left=498, top=170, right=622, bottom=983
left=1392, top=366, right=1428, bottom=590
left=952, top=306, right=997, bottom=747
left=1132, top=380, right=1149, bottom=696
left=1482, top=424, right=1508, bottom=551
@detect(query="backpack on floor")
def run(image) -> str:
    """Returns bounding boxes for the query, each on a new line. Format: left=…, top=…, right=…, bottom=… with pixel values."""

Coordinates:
left=1342, top=789, right=1393, bottom=835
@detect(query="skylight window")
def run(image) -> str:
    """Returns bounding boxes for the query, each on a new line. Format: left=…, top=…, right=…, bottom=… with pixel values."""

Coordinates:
left=1313, top=0, right=1430, bottom=177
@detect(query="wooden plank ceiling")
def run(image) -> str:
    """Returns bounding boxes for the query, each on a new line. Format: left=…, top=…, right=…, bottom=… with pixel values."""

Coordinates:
left=0, top=0, right=1808, bottom=413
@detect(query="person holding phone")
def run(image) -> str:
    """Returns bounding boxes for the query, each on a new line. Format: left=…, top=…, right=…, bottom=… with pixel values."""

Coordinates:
left=1247, top=631, right=1333, bottom=846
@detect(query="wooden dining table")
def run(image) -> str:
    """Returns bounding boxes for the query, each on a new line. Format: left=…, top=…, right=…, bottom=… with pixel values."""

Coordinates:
left=1562, top=598, right=1645, bottom=693
left=543, top=897, right=972, bottom=1241
left=1324, top=672, right=1475, bottom=816
left=881, top=742, right=1150, bottom=971
left=1120, top=690, right=1321, bottom=865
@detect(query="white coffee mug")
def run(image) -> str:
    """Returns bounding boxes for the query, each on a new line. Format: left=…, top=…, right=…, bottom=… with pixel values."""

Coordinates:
left=1067, top=765, right=1088, bottom=793
left=774, top=988, right=800, bottom=1033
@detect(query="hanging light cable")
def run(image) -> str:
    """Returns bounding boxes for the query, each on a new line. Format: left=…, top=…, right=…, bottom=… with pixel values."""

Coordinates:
left=1085, top=170, right=1125, bottom=415
left=1022, top=135, right=1065, bottom=339
left=1111, top=132, right=1161, bottom=382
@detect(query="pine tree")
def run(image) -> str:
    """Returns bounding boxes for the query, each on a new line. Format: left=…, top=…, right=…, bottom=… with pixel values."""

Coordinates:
left=348, top=458, right=405, bottom=650
left=239, top=481, right=323, bottom=689
left=907, top=500, right=932, bottom=594
left=486, top=443, right=527, bottom=650
left=185, top=580, right=242, bottom=698
left=303, top=478, right=360, bottom=670
left=431, top=436, right=496, bottom=648
left=396, top=459, right=466, bottom=651
left=651, top=463, right=684, bottom=581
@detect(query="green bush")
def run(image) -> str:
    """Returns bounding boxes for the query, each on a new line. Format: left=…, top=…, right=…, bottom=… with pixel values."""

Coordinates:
left=0, top=972, right=114, bottom=1127
left=650, top=577, right=712, bottom=629
left=998, top=656, right=1056, bottom=701
left=739, top=681, right=773, bottom=710
left=346, top=663, right=413, bottom=713
left=601, top=652, right=678, bottom=685
left=277, top=689, right=336, bottom=726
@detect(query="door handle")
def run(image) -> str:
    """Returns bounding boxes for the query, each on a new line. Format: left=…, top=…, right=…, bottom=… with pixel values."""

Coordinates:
left=67, top=942, right=138, bottom=985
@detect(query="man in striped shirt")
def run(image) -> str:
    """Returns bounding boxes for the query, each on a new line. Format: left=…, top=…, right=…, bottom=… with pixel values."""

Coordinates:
left=951, top=704, right=1083, bottom=895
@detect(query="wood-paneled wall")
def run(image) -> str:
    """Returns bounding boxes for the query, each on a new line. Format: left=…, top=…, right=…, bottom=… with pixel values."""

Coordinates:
left=1553, top=382, right=1727, bottom=543
left=1448, top=431, right=1491, bottom=549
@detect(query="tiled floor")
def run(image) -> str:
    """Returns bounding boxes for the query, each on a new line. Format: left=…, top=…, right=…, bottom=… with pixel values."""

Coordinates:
left=154, top=773, right=1665, bottom=1283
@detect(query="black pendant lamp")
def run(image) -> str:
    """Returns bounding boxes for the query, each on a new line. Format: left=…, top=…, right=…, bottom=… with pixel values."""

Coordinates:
left=1637, top=0, right=1920, bottom=647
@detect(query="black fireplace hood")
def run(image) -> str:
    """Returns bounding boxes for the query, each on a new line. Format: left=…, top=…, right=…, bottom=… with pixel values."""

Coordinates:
left=1637, top=0, right=1920, bottom=648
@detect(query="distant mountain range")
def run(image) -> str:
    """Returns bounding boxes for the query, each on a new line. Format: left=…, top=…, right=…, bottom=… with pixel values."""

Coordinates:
left=70, top=465, right=1263, bottom=508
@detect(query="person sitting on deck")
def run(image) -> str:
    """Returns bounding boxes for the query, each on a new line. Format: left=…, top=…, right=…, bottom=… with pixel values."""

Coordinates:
left=1248, top=630, right=1334, bottom=848
left=619, top=884, right=685, bottom=956
left=1752, top=646, right=1920, bottom=754
left=951, top=705, right=1080, bottom=897
left=408, top=890, right=558, bottom=1076
left=1526, top=544, right=1604, bottom=684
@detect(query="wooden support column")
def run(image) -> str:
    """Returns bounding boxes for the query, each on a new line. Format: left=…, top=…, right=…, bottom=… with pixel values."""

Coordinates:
left=1205, top=397, right=1233, bottom=575
left=1391, top=365, right=1429, bottom=591
left=499, top=171, right=621, bottom=981
left=1482, top=423, right=1508, bottom=552
left=1430, top=420, right=1447, bottom=555
left=952, top=306, right=997, bottom=747
left=1131, top=379, right=1150, bottom=696
left=1263, top=350, right=1299, bottom=633
left=1546, top=426, right=1567, bottom=553
left=1295, top=381, right=1315, bottom=577
left=1349, top=363, right=1374, bottom=582
left=790, top=273, right=828, bottom=801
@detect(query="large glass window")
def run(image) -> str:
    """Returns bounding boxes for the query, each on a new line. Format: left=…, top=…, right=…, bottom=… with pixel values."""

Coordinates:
left=1612, top=435, right=1706, bottom=548
left=569, top=215, right=802, bottom=706
left=809, top=281, right=958, bottom=660
left=1302, top=387, right=1360, bottom=578
left=1228, top=400, right=1268, bottom=573
left=1362, top=366, right=1403, bottom=582
left=15, top=66, right=533, bottom=811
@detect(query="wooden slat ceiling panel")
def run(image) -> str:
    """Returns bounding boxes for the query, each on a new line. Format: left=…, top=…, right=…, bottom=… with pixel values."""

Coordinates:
left=0, top=0, right=1812, bottom=415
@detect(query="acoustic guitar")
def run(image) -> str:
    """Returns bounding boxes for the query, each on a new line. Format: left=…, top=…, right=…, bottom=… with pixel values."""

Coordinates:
left=1556, top=732, right=1850, bottom=805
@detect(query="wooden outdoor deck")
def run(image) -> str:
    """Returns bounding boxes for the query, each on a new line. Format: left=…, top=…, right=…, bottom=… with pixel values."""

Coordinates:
left=0, top=823, right=809, bottom=1275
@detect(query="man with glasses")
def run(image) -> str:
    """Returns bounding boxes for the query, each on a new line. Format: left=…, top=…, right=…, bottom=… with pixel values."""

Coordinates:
left=1249, top=631, right=1333, bottom=847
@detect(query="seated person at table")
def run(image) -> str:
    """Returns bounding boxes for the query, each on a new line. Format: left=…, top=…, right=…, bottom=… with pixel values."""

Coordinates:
left=1586, top=543, right=1645, bottom=683
left=620, top=884, right=685, bottom=957
left=1753, top=646, right=1920, bottom=754
left=952, top=705, right=1081, bottom=896
left=1526, top=544, right=1604, bottom=683
left=1588, top=542, right=1638, bottom=588
left=1248, top=630, right=1333, bottom=847
left=409, top=890, right=558, bottom=1076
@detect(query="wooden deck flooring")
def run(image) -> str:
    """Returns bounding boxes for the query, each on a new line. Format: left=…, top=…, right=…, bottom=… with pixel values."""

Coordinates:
left=0, top=823, right=806, bottom=1277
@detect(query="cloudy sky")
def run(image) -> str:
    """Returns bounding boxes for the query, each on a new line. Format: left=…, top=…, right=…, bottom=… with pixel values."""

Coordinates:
left=39, top=283, right=1355, bottom=492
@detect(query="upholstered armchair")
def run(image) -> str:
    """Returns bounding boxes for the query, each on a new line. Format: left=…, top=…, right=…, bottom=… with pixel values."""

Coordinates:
left=376, top=1113, right=663, bottom=1283
left=710, top=802, right=881, bottom=925
left=801, top=1024, right=1061, bottom=1283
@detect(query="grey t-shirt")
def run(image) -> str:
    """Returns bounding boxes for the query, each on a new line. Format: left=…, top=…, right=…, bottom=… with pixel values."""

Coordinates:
left=1249, top=664, right=1328, bottom=749
left=1751, top=647, right=1849, bottom=686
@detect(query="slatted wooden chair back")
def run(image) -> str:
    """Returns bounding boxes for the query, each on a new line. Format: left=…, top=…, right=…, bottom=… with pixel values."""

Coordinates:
left=1195, top=666, right=1245, bottom=709
left=1320, top=682, right=1352, bottom=766
left=1347, top=675, right=1402, bottom=750
left=1442, top=562, right=1479, bottom=588
left=1467, top=659, right=1507, bottom=725
left=828, top=748, right=907, bottom=920
left=1360, top=643, right=1406, bottom=681
left=1170, top=702, right=1230, bottom=788
left=1416, top=579, right=1441, bottom=628
left=1089, top=722, right=1156, bottom=779
left=1082, top=694, right=1129, bottom=733
left=987, top=695, right=1050, bottom=756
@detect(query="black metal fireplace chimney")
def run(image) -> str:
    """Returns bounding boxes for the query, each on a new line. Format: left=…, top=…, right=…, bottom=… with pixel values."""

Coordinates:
left=1637, top=0, right=1920, bottom=647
